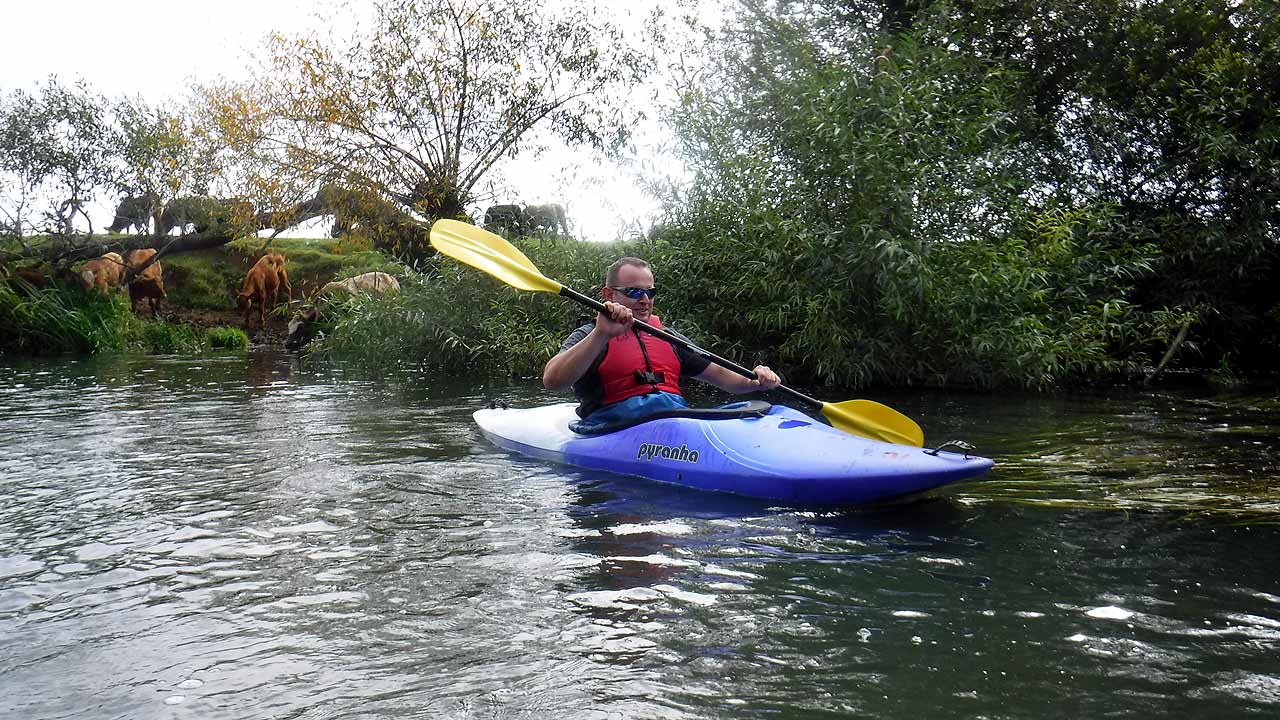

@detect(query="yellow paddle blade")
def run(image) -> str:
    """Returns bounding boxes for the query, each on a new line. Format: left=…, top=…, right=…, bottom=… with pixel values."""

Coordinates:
left=430, top=219, right=563, bottom=294
left=821, top=399, right=924, bottom=447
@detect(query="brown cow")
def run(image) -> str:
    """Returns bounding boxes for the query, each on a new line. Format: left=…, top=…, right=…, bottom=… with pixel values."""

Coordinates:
left=1, top=267, right=47, bottom=291
left=123, top=248, right=167, bottom=317
left=268, top=253, right=292, bottom=303
left=78, top=252, right=126, bottom=294
left=237, top=253, right=290, bottom=328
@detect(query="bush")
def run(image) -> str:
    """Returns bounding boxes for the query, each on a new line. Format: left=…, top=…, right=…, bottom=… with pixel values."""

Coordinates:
left=314, top=234, right=633, bottom=373
left=206, top=325, right=249, bottom=350
left=136, top=320, right=205, bottom=354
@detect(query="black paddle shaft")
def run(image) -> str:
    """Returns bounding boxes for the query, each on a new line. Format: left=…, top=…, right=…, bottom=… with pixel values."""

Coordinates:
left=559, top=286, right=823, bottom=409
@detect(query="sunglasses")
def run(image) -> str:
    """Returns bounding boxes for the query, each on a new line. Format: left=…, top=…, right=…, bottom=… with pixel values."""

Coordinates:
left=609, top=286, right=658, bottom=300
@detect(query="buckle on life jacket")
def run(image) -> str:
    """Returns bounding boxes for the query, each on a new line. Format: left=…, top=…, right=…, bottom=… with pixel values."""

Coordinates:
left=633, top=369, right=665, bottom=385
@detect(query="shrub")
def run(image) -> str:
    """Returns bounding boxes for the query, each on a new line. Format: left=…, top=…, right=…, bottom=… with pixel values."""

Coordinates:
left=206, top=325, right=249, bottom=350
left=134, top=320, right=205, bottom=354
left=315, top=234, right=633, bottom=374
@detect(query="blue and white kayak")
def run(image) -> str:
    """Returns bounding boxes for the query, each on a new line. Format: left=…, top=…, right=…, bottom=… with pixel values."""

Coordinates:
left=474, top=402, right=994, bottom=505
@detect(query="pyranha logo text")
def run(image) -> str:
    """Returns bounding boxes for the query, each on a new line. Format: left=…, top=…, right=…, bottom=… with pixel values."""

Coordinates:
left=636, top=442, right=700, bottom=463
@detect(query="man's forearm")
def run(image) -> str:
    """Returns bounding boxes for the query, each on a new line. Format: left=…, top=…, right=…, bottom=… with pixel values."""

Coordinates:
left=543, top=330, right=607, bottom=389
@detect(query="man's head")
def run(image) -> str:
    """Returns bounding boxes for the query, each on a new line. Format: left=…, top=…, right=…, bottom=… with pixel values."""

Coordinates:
left=603, top=256, right=656, bottom=322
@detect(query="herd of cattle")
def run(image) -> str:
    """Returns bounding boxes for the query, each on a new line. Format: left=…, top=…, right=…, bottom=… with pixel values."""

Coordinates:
left=102, top=193, right=574, bottom=239
left=75, top=249, right=168, bottom=317
left=33, top=248, right=401, bottom=347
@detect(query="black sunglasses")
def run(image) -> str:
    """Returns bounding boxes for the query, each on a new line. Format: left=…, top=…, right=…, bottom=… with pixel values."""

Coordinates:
left=610, top=286, right=658, bottom=300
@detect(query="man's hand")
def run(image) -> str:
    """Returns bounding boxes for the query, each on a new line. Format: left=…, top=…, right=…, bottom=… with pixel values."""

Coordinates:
left=596, top=300, right=634, bottom=338
left=751, top=365, right=782, bottom=391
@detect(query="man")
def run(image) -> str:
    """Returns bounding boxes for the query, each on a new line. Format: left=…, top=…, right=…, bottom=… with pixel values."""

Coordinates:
left=543, top=256, right=782, bottom=432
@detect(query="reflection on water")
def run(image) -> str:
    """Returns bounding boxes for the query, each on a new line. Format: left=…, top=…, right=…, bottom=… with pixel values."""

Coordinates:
left=0, top=353, right=1277, bottom=719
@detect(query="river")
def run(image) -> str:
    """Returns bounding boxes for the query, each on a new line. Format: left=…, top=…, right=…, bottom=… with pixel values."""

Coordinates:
left=1, top=352, right=1277, bottom=719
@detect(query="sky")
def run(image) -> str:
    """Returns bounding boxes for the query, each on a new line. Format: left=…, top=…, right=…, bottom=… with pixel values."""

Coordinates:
left=0, top=0, right=678, bottom=240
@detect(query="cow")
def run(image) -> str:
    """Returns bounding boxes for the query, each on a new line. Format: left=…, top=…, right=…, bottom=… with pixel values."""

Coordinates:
left=78, top=252, right=126, bottom=294
left=524, top=203, right=570, bottom=236
left=286, top=271, right=400, bottom=349
left=319, top=271, right=400, bottom=297
left=482, top=204, right=524, bottom=235
left=237, top=253, right=290, bottom=328
left=1, top=267, right=48, bottom=295
left=158, top=197, right=258, bottom=236
left=123, top=248, right=167, bottom=317
left=105, top=193, right=161, bottom=234
left=7, top=268, right=47, bottom=289
left=262, top=252, right=292, bottom=303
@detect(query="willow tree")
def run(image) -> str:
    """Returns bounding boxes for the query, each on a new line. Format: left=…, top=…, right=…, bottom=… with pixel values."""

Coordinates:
left=113, top=98, right=216, bottom=209
left=0, top=79, right=119, bottom=239
left=206, top=0, right=652, bottom=259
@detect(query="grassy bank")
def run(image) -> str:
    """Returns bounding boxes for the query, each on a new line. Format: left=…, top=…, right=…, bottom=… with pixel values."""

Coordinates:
left=1, top=235, right=402, bottom=356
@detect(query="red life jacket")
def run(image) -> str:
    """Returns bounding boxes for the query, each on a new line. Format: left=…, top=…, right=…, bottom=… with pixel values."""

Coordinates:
left=598, top=314, right=684, bottom=405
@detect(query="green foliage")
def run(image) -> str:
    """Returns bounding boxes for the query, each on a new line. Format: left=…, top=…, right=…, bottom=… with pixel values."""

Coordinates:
left=0, top=277, right=219, bottom=356
left=646, top=0, right=1280, bottom=388
left=135, top=319, right=204, bottom=354
left=315, top=235, right=629, bottom=373
left=0, top=280, right=135, bottom=354
left=206, top=325, right=249, bottom=350
left=918, top=204, right=1168, bottom=387
left=655, top=6, right=1035, bottom=387
left=161, top=248, right=247, bottom=309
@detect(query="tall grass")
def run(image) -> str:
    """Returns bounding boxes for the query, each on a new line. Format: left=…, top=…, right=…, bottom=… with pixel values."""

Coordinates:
left=316, top=234, right=634, bottom=374
left=1, top=280, right=136, bottom=354
left=0, top=278, right=244, bottom=356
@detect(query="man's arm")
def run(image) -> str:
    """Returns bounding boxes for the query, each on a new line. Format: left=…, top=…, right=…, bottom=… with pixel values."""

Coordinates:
left=693, top=363, right=782, bottom=394
left=543, top=302, right=633, bottom=390
left=543, top=328, right=609, bottom=390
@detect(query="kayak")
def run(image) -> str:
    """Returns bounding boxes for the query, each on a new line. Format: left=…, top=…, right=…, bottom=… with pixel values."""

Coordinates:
left=474, top=401, right=994, bottom=505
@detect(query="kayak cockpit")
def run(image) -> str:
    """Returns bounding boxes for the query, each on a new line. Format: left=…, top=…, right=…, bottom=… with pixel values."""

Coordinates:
left=572, top=399, right=774, bottom=434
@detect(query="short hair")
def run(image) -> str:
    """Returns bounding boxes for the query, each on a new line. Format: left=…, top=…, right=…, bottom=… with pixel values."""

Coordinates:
left=606, top=257, right=651, bottom=287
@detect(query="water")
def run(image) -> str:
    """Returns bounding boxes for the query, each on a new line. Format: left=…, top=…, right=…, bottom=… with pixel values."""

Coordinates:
left=1, top=353, right=1277, bottom=719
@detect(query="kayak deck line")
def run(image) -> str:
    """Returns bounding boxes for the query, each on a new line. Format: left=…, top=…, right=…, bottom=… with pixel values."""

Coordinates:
left=475, top=403, right=995, bottom=506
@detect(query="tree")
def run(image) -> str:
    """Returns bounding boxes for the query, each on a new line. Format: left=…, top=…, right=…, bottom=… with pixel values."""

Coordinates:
left=205, top=0, right=653, bottom=262
left=0, top=78, right=119, bottom=238
left=32, top=79, right=119, bottom=237
left=648, top=0, right=1165, bottom=388
left=0, top=88, right=45, bottom=238
left=113, top=97, right=216, bottom=207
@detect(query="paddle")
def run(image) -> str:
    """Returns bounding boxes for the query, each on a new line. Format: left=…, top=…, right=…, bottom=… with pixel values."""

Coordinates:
left=428, top=219, right=925, bottom=447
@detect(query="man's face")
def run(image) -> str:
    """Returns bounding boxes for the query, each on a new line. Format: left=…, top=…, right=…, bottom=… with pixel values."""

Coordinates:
left=605, top=264, right=656, bottom=322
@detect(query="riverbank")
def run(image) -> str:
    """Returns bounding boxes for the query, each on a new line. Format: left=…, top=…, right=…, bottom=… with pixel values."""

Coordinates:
left=2, top=235, right=404, bottom=356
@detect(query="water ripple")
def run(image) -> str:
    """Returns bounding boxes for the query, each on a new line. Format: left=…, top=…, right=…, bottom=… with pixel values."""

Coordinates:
left=1, top=355, right=1278, bottom=718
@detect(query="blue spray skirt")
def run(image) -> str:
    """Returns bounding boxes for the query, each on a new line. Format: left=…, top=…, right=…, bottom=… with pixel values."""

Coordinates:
left=474, top=403, right=994, bottom=506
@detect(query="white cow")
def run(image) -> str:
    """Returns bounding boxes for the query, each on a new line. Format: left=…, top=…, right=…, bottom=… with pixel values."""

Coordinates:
left=286, top=271, right=401, bottom=350
left=319, top=271, right=401, bottom=296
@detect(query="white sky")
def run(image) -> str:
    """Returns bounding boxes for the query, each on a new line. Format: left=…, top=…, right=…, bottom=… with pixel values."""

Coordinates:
left=0, top=0, right=678, bottom=240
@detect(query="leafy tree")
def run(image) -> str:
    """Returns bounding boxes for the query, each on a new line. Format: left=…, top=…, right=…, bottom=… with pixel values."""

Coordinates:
left=655, top=1, right=1054, bottom=387
left=205, top=0, right=653, bottom=262
left=29, top=79, right=118, bottom=237
left=0, top=89, right=45, bottom=237
left=0, top=78, right=119, bottom=238
left=113, top=97, right=215, bottom=206
left=647, top=0, right=1280, bottom=387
